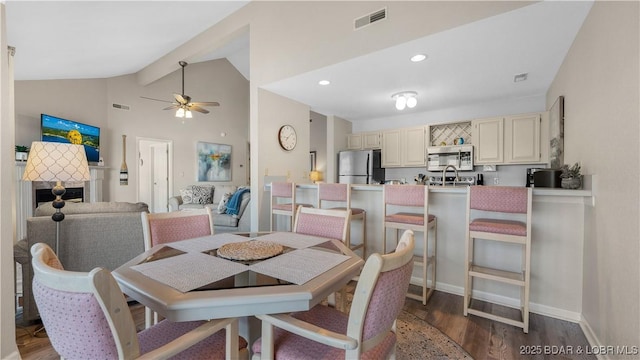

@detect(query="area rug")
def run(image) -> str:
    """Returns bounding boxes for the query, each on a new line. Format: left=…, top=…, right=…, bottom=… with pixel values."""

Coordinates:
left=396, top=309, right=473, bottom=360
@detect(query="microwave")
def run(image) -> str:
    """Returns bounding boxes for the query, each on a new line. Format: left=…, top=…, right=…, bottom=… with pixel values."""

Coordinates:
left=427, top=145, right=474, bottom=171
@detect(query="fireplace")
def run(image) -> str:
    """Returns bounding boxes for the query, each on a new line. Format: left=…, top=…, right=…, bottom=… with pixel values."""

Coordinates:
left=33, top=181, right=85, bottom=209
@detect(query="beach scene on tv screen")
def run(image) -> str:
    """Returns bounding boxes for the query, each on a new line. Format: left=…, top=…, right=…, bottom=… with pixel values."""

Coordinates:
left=41, top=115, right=100, bottom=163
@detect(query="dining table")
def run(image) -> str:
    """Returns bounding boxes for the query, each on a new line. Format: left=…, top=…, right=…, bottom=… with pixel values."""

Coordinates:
left=112, top=231, right=365, bottom=345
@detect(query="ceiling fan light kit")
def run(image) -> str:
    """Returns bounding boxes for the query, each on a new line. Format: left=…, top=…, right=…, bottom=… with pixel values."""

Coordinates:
left=392, top=91, right=417, bottom=110
left=141, top=61, right=220, bottom=120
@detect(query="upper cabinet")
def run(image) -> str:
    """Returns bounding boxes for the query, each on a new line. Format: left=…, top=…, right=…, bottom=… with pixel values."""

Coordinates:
left=382, top=126, right=426, bottom=167
left=347, top=132, right=381, bottom=150
left=472, top=112, right=548, bottom=165
left=504, top=113, right=542, bottom=164
left=472, top=117, right=504, bottom=164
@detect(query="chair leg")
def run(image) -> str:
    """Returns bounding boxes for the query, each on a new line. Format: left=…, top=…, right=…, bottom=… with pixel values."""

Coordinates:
left=422, top=230, right=428, bottom=305
left=463, top=235, right=472, bottom=316
left=361, top=212, right=367, bottom=259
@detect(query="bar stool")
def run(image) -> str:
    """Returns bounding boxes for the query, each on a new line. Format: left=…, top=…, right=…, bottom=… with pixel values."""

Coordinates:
left=270, top=182, right=312, bottom=231
left=317, top=183, right=366, bottom=258
left=382, top=184, right=437, bottom=305
left=464, top=185, right=532, bottom=333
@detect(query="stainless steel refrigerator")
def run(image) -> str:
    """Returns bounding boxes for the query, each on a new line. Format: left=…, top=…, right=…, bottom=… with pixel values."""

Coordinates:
left=338, top=149, right=385, bottom=184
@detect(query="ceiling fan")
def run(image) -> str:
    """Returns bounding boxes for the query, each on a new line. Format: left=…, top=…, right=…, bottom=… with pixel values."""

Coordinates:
left=141, top=61, right=219, bottom=118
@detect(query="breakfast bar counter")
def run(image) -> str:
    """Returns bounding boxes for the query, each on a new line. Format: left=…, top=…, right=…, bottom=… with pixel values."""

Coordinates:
left=285, top=183, right=593, bottom=323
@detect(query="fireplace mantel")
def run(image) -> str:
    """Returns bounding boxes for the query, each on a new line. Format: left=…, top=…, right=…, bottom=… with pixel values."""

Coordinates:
left=14, top=162, right=106, bottom=240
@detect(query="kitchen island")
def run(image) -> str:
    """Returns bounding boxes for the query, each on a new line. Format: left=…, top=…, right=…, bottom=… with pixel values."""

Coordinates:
left=284, top=183, right=593, bottom=323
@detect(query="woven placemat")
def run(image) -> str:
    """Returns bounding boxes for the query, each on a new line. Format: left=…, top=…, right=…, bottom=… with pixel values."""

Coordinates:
left=217, top=240, right=284, bottom=261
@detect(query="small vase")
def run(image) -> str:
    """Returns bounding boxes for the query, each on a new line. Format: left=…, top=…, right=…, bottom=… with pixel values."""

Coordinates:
left=561, top=176, right=582, bottom=189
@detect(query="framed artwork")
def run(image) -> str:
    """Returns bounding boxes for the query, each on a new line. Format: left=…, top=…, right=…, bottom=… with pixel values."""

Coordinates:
left=549, top=96, right=564, bottom=169
left=310, top=151, right=317, bottom=171
left=197, top=142, right=231, bottom=182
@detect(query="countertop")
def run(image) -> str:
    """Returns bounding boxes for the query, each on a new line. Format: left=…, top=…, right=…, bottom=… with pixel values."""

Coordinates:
left=291, top=183, right=592, bottom=197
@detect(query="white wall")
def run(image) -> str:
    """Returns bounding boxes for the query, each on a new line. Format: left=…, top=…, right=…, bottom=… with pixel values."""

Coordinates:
left=546, top=1, right=640, bottom=350
left=310, top=111, right=327, bottom=179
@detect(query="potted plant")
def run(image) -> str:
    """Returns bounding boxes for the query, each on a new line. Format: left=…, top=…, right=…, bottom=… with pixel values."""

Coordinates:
left=15, top=145, right=29, bottom=161
left=560, top=162, right=582, bottom=189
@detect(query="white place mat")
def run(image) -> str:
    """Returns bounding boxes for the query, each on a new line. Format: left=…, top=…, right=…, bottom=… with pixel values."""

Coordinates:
left=255, top=232, right=331, bottom=249
left=169, top=233, right=249, bottom=253
left=249, top=248, right=350, bottom=285
left=131, top=252, right=247, bottom=292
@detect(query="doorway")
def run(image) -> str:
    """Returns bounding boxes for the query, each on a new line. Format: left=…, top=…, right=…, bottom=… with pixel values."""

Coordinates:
left=137, top=138, right=173, bottom=213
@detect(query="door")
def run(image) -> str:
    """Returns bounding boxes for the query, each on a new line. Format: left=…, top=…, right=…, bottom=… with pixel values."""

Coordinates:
left=138, top=138, right=173, bottom=213
left=151, top=143, right=169, bottom=212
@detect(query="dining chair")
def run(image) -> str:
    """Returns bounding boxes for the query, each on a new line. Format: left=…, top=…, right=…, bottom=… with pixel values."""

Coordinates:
left=293, top=206, right=351, bottom=242
left=141, top=208, right=215, bottom=328
left=293, top=206, right=351, bottom=311
left=382, top=184, right=437, bottom=305
left=30, top=242, right=248, bottom=360
left=269, top=182, right=312, bottom=231
left=464, top=185, right=532, bottom=333
left=251, top=229, right=415, bottom=360
left=317, top=183, right=367, bottom=258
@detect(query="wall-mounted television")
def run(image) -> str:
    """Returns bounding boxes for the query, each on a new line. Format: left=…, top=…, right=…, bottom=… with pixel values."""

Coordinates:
left=40, top=114, right=100, bottom=164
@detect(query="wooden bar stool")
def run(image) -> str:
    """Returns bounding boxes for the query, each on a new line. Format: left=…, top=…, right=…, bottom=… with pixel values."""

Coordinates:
left=382, top=184, right=437, bottom=305
left=317, top=183, right=366, bottom=258
left=270, top=182, right=312, bottom=231
left=464, top=185, right=532, bottom=333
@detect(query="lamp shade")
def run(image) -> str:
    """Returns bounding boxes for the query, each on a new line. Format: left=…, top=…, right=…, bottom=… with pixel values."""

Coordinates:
left=309, top=170, right=322, bottom=182
left=22, top=142, right=91, bottom=182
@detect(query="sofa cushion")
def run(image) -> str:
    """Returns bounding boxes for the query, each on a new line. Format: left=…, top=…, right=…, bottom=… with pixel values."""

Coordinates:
left=35, top=201, right=149, bottom=216
left=212, top=213, right=239, bottom=227
left=212, top=185, right=238, bottom=204
left=190, top=185, right=214, bottom=204
left=180, top=189, right=194, bottom=204
left=217, top=192, right=233, bottom=214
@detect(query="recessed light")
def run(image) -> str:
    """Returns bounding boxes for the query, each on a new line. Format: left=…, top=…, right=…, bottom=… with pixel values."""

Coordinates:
left=318, top=80, right=331, bottom=86
left=410, top=54, right=427, bottom=62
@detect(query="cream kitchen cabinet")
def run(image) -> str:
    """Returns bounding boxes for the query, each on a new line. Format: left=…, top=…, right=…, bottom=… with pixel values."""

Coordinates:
left=472, top=117, right=504, bottom=164
left=504, top=113, right=543, bottom=164
left=382, top=126, right=426, bottom=167
left=473, top=113, right=547, bottom=165
left=347, top=134, right=363, bottom=150
left=347, top=132, right=381, bottom=150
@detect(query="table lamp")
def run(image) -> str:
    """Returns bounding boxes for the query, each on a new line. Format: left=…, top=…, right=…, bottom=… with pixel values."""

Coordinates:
left=22, top=141, right=91, bottom=254
left=309, top=170, right=322, bottom=184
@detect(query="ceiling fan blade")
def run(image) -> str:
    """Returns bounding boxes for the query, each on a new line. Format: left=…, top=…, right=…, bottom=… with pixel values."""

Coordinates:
left=189, top=105, right=210, bottom=114
left=141, top=96, right=173, bottom=103
left=163, top=105, right=180, bottom=111
left=190, top=101, right=220, bottom=107
left=173, top=93, right=189, bottom=105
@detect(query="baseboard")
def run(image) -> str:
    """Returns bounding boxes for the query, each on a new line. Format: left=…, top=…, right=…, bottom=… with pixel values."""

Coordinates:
left=579, top=317, right=608, bottom=360
left=433, top=281, right=582, bottom=323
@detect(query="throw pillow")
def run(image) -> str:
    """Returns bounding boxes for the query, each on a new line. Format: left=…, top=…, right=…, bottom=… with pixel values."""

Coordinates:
left=191, top=185, right=214, bottom=204
left=180, top=189, right=194, bottom=204
left=217, top=192, right=233, bottom=214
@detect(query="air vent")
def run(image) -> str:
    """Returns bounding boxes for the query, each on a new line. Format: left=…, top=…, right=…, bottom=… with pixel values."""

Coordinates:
left=354, top=7, right=387, bottom=30
left=112, top=103, right=130, bottom=111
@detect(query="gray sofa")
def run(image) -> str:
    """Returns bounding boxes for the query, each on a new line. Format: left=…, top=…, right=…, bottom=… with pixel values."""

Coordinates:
left=168, top=185, right=251, bottom=233
left=14, top=201, right=149, bottom=323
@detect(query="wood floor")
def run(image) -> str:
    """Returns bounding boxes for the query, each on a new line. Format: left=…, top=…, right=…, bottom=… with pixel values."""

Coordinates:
left=15, top=289, right=594, bottom=360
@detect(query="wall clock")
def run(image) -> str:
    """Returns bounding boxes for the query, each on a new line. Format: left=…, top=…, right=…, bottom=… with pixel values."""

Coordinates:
left=278, top=124, right=297, bottom=151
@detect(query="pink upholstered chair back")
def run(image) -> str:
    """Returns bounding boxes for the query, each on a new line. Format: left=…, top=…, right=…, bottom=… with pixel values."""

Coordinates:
left=142, top=209, right=214, bottom=249
left=347, top=230, right=415, bottom=349
left=294, top=207, right=351, bottom=241
left=318, top=183, right=348, bottom=202
left=31, top=243, right=141, bottom=359
left=469, top=186, right=529, bottom=213
left=384, top=184, right=425, bottom=206
left=271, top=182, right=294, bottom=198
left=33, top=279, right=120, bottom=359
